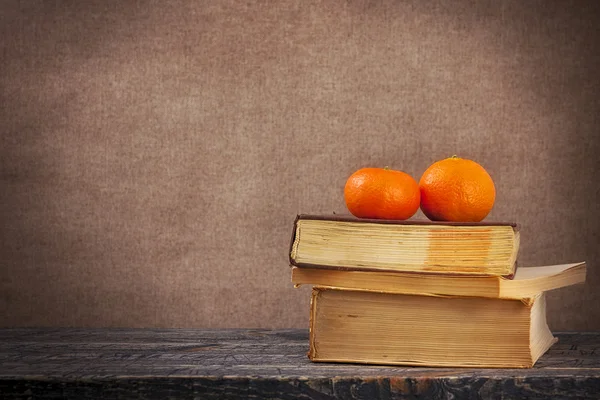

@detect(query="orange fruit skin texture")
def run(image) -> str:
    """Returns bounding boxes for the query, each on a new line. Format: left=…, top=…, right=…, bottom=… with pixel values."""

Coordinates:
left=419, top=157, right=496, bottom=222
left=344, top=168, right=421, bottom=220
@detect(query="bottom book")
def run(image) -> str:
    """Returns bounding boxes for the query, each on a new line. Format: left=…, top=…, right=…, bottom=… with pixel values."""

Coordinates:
left=309, top=288, right=557, bottom=368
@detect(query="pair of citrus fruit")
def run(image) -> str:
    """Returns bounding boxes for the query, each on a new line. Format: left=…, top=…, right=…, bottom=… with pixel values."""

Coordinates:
left=344, top=156, right=496, bottom=222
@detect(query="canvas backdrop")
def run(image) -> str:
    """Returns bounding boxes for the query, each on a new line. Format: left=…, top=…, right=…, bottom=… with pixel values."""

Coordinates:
left=1, top=0, right=599, bottom=330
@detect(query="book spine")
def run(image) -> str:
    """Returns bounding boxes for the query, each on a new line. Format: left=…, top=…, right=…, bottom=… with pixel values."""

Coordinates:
left=288, top=214, right=301, bottom=267
left=307, top=288, right=319, bottom=360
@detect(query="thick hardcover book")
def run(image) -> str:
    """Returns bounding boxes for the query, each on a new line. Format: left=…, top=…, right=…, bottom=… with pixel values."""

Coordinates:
left=290, top=214, right=520, bottom=277
left=309, top=288, right=556, bottom=368
left=292, top=262, right=586, bottom=299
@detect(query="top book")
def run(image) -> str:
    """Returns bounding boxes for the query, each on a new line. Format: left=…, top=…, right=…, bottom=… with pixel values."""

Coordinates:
left=289, top=214, right=520, bottom=277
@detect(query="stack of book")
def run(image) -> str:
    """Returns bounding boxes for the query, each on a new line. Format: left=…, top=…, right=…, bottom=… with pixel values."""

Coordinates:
left=288, top=214, right=586, bottom=368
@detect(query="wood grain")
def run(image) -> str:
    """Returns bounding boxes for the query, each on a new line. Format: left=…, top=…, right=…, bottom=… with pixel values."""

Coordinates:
left=0, top=329, right=599, bottom=399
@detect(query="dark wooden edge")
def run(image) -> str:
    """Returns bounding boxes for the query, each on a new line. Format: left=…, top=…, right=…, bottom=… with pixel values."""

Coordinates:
left=2, top=375, right=599, bottom=400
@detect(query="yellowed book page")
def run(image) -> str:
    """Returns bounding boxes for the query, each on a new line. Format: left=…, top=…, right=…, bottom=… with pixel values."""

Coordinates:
left=310, top=288, right=535, bottom=368
left=294, top=262, right=585, bottom=299
left=529, top=293, right=558, bottom=363
left=513, top=262, right=585, bottom=279
left=293, top=267, right=499, bottom=298
left=499, top=262, right=586, bottom=298
left=293, top=219, right=517, bottom=275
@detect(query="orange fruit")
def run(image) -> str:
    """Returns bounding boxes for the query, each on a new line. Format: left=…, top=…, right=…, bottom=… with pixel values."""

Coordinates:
left=419, top=156, right=496, bottom=222
left=344, top=167, right=420, bottom=220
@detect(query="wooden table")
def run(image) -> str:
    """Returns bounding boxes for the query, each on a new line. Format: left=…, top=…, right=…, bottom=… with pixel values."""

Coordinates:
left=0, top=329, right=599, bottom=399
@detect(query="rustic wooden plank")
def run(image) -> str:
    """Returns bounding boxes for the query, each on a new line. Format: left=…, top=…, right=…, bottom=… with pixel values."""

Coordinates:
left=0, top=328, right=304, bottom=343
left=1, top=376, right=599, bottom=400
left=0, top=329, right=599, bottom=399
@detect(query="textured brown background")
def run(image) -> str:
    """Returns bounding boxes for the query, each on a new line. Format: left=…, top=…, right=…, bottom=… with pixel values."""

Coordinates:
left=1, top=0, right=599, bottom=330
